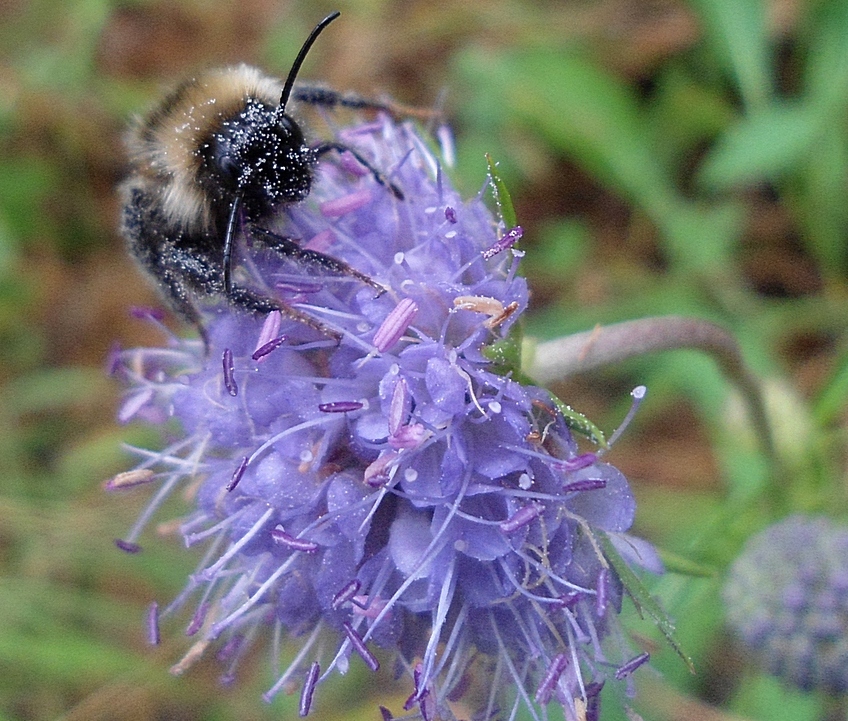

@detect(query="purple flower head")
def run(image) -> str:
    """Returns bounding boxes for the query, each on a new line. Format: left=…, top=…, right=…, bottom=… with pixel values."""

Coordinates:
left=724, top=515, right=848, bottom=694
left=110, top=117, right=654, bottom=719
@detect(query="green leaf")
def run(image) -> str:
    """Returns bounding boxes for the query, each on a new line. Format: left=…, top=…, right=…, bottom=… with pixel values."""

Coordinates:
left=688, top=0, right=772, bottom=110
left=482, top=333, right=523, bottom=375
left=485, top=153, right=517, bottom=229
left=698, top=103, right=822, bottom=188
left=548, top=394, right=607, bottom=448
left=657, top=548, right=716, bottom=578
left=803, top=0, right=848, bottom=111
left=813, top=347, right=848, bottom=426
left=599, top=531, right=695, bottom=674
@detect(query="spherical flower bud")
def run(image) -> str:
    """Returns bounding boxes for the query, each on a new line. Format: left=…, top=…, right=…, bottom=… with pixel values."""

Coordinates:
left=110, top=116, right=656, bottom=720
left=723, top=515, right=848, bottom=693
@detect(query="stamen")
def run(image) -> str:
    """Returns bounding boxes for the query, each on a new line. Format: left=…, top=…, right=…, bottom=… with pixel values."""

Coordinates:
left=226, top=456, right=249, bottom=492
left=343, top=621, right=380, bottom=671
left=562, top=479, right=606, bottom=493
left=364, top=452, right=399, bottom=487
left=252, top=335, right=287, bottom=361
left=115, top=539, right=142, bottom=554
left=482, top=226, right=523, bottom=260
left=299, top=661, right=321, bottom=717
left=331, top=579, right=362, bottom=609
left=484, top=300, right=520, bottom=330
left=500, top=504, right=542, bottom=534
left=453, top=295, right=504, bottom=317
left=606, top=385, right=646, bottom=449
left=170, top=639, right=210, bottom=676
left=553, top=453, right=597, bottom=472
left=373, top=298, right=418, bottom=352
left=215, top=634, right=244, bottom=663
left=146, top=601, right=160, bottom=646
left=614, top=652, right=650, bottom=680
left=254, top=311, right=282, bottom=352
left=404, top=662, right=431, bottom=711
left=584, top=680, right=604, bottom=721
left=272, top=526, right=319, bottom=553
left=534, top=653, right=568, bottom=705
left=222, top=348, right=237, bottom=397
left=185, top=601, right=209, bottom=636
left=444, top=206, right=457, bottom=223
left=104, top=468, right=155, bottom=490
left=388, top=378, right=410, bottom=435
left=318, top=400, right=364, bottom=413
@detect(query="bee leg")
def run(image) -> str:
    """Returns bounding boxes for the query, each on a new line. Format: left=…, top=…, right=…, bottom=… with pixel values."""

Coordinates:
left=226, top=284, right=342, bottom=341
left=162, top=279, right=210, bottom=351
left=312, top=141, right=404, bottom=200
left=250, top=227, right=386, bottom=297
left=292, top=85, right=443, bottom=123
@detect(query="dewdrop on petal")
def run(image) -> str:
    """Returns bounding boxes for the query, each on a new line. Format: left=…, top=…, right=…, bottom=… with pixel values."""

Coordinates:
left=110, top=116, right=659, bottom=720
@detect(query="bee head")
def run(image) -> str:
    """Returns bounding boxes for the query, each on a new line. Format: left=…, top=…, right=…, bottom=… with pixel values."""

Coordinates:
left=204, top=100, right=313, bottom=213
left=201, top=11, right=340, bottom=218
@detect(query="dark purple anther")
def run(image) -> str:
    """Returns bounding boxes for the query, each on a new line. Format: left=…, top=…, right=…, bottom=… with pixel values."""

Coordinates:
left=444, top=206, right=457, bottom=223
left=499, top=504, right=542, bottom=534
left=272, top=527, right=319, bottom=553
left=404, top=662, right=429, bottom=711
left=222, top=348, right=237, bottom=397
left=555, top=452, right=597, bottom=472
left=614, top=651, right=650, bottom=680
left=186, top=601, right=209, bottom=636
left=251, top=335, right=287, bottom=361
left=318, top=401, right=364, bottom=413
left=482, top=225, right=522, bottom=260
left=115, top=538, right=142, bottom=554
left=562, top=479, right=606, bottom=493
left=379, top=707, right=394, bottom=721
left=226, top=456, right=249, bottom=492
left=146, top=601, right=160, bottom=646
left=596, top=568, right=609, bottom=618
left=343, top=621, right=380, bottom=671
left=585, top=681, right=604, bottom=721
left=216, top=633, right=244, bottom=662
left=534, top=653, right=568, bottom=705
left=332, top=579, right=362, bottom=609
left=299, top=661, right=320, bottom=717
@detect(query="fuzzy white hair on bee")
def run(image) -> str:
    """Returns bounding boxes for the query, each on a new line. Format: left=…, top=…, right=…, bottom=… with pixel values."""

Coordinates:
left=120, top=11, right=397, bottom=347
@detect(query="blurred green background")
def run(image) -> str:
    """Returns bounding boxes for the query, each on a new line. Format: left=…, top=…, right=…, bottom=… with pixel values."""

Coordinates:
left=1, top=0, right=846, bottom=719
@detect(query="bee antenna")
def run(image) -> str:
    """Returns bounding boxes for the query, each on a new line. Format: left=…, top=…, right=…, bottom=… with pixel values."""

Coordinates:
left=279, top=11, right=341, bottom=113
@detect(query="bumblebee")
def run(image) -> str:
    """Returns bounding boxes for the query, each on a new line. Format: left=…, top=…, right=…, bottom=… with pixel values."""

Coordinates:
left=120, top=11, right=401, bottom=344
